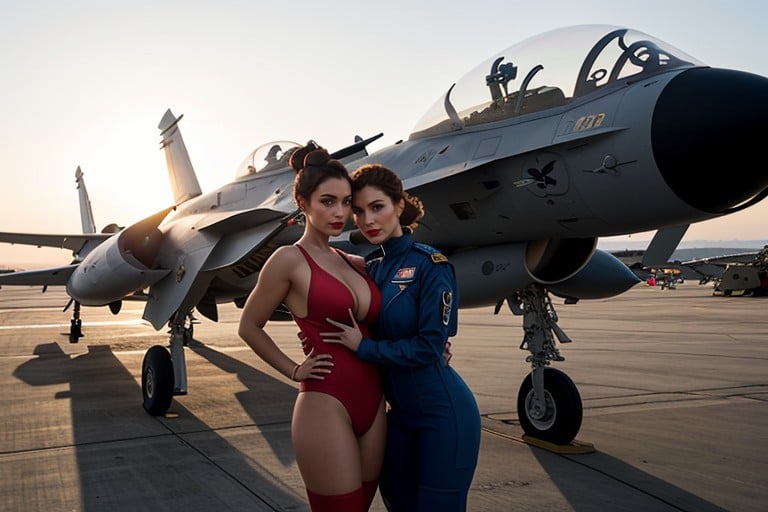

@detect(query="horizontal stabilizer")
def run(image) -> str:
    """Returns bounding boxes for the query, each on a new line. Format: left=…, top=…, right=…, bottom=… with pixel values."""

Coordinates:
left=0, top=264, right=78, bottom=286
left=0, top=232, right=113, bottom=252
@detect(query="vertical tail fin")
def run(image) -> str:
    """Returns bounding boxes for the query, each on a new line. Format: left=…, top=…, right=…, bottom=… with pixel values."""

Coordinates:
left=75, top=166, right=97, bottom=234
left=158, top=109, right=202, bottom=205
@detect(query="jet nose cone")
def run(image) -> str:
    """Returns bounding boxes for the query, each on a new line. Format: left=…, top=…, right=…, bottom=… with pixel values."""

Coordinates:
left=652, top=68, right=768, bottom=213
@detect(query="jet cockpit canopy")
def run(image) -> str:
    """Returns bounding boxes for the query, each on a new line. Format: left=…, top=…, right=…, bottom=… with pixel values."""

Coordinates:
left=410, top=25, right=702, bottom=139
left=235, top=140, right=300, bottom=179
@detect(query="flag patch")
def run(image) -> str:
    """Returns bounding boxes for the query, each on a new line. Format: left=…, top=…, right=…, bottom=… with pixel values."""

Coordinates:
left=395, top=267, right=416, bottom=279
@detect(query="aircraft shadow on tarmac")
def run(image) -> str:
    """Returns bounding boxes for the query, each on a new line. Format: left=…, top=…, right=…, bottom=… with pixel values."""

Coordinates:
left=528, top=438, right=728, bottom=512
left=12, top=341, right=306, bottom=511
left=186, top=339, right=299, bottom=465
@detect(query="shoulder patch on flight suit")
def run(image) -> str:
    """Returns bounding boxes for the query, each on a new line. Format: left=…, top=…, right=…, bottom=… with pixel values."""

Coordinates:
left=431, top=252, right=448, bottom=263
left=414, top=242, right=449, bottom=264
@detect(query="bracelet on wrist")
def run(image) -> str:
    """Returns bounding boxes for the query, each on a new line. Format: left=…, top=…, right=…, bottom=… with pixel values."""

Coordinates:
left=290, top=364, right=300, bottom=381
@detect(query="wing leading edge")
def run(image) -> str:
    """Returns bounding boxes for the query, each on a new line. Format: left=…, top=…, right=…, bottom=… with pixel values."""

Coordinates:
left=0, top=264, right=78, bottom=286
left=0, top=232, right=113, bottom=253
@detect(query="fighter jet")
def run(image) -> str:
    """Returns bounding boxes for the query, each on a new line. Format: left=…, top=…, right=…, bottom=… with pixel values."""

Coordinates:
left=2, top=25, right=767, bottom=445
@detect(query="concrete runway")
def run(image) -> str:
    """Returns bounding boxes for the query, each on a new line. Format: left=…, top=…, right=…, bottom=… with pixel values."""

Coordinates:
left=1, top=283, right=765, bottom=511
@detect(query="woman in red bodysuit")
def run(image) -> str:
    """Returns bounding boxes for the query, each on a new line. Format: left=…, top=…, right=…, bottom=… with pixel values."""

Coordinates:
left=238, top=142, right=385, bottom=511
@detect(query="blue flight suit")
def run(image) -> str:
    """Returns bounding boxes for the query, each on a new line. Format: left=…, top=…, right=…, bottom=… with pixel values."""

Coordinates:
left=357, top=233, right=481, bottom=512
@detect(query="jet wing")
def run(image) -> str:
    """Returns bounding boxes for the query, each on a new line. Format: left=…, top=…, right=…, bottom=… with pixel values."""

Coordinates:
left=619, top=249, right=762, bottom=282
left=0, top=264, right=78, bottom=286
left=0, top=232, right=113, bottom=252
left=675, top=251, right=762, bottom=281
left=683, top=252, right=763, bottom=265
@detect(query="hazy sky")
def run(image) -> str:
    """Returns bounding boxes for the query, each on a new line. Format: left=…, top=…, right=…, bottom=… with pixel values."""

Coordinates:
left=1, top=0, right=766, bottom=266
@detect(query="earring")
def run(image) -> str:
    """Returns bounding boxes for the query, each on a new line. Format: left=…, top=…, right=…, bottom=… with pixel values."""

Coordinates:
left=288, top=211, right=305, bottom=226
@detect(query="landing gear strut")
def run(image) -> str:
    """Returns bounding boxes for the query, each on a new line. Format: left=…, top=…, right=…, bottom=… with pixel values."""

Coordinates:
left=509, top=284, right=583, bottom=444
left=141, top=311, right=195, bottom=416
left=66, top=299, right=83, bottom=343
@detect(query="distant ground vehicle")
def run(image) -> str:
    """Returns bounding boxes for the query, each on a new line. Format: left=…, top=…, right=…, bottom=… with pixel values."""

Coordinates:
left=713, top=246, right=768, bottom=296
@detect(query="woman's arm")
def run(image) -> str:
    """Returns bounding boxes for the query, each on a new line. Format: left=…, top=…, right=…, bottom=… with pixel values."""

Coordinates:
left=238, top=247, right=332, bottom=381
left=324, top=259, right=457, bottom=367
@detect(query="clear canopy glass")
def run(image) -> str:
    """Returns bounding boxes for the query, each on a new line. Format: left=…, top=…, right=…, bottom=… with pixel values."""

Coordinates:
left=410, top=25, right=702, bottom=139
left=235, top=140, right=301, bottom=179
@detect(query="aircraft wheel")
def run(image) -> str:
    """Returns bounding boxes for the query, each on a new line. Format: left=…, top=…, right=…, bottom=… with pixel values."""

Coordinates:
left=142, top=345, right=174, bottom=415
left=517, top=367, right=582, bottom=445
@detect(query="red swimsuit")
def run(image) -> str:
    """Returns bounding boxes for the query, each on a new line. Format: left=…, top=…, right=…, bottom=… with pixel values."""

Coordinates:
left=293, top=245, right=383, bottom=435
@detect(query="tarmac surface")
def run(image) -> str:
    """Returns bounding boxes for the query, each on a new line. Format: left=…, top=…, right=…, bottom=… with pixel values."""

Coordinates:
left=1, top=282, right=766, bottom=511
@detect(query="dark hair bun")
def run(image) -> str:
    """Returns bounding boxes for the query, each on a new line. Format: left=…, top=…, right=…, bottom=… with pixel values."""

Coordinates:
left=289, top=141, right=352, bottom=206
left=304, top=148, right=332, bottom=168
left=289, top=140, right=321, bottom=173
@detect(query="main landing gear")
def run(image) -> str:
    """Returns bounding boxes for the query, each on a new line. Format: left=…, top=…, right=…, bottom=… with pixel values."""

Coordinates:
left=141, top=311, right=197, bottom=415
left=507, top=284, right=583, bottom=445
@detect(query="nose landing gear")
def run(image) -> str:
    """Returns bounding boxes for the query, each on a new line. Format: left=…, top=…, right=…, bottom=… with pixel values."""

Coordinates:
left=508, top=284, right=583, bottom=445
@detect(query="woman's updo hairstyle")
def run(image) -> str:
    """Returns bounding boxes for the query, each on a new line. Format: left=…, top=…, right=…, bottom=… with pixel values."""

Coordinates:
left=351, top=164, right=424, bottom=231
left=289, top=140, right=351, bottom=206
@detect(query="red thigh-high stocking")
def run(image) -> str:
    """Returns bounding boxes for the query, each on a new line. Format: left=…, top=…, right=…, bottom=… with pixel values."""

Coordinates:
left=307, top=487, right=365, bottom=512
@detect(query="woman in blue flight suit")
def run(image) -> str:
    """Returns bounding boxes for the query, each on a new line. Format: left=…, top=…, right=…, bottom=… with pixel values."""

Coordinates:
left=323, top=164, right=481, bottom=511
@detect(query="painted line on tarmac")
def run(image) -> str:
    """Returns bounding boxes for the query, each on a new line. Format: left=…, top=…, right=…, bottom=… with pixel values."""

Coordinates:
left=0, top=319, right=148, bottom=330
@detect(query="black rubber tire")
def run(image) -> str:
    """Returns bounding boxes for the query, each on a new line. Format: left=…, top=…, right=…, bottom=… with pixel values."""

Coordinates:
left=517, top=367, right=583, bottom=445
left=142, top=345, right=174, bottom=416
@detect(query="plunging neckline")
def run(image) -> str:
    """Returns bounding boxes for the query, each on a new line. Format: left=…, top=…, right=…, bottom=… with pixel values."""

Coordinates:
left=294, top=244, right=373, bottom=323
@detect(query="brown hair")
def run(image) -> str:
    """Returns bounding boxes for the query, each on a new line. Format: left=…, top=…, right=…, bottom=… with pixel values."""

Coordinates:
left=289, top=141, right=351, bottom=205
left=351, top=164, right=424, bottom=230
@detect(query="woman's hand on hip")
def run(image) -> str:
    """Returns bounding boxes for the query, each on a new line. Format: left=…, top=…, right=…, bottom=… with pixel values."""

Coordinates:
left=294, top=347, right=334, bottom=381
